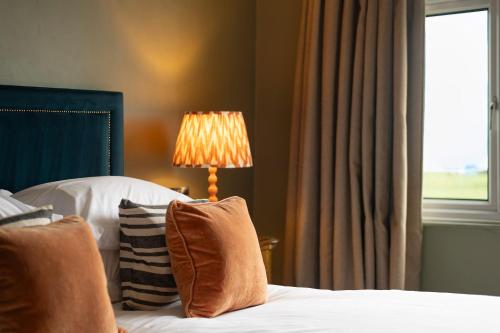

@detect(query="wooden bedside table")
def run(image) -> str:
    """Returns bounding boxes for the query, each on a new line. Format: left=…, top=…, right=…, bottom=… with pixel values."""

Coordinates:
left=259, top=236, right=279, bottom=283
left=169, top=186, right=190, bottom=195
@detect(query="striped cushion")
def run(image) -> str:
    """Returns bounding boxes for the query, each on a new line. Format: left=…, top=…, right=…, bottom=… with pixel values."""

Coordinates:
left=119, top=199, right=178, bottom=310
left=0, top=205, right=53, bottom=228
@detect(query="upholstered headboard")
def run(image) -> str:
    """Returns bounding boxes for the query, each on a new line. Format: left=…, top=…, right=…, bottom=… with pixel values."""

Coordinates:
left=0, top=85, right=124, bottom=193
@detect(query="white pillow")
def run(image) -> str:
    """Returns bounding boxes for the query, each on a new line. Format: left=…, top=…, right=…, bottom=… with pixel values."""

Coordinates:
left=0, top=192, right=62, bottom=221
left=12, top=176, right=191, bottom=250
left=0, top=193, right=33, bottom=218
left=12, top=176, right=191, bottom=303
left=100, top=249, right=121, bottom=303
left=0, top=189, right=13, bottom=197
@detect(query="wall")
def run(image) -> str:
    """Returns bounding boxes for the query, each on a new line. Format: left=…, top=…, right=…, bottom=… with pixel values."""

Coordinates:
left=2, top=0, right=497, bottom=294
left=421, top=222, right=500, bottom=296
left=0, top=0, right=256, bottom=207
left=254, top=0, right=302, bottom=284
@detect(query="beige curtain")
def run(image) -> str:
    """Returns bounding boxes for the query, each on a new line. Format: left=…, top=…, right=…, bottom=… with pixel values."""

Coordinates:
left=284, top=0, right=424, bottom=290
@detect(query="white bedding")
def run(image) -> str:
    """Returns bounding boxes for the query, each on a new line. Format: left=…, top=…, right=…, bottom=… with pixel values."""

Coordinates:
left=115, top=284, right=500, bottom=332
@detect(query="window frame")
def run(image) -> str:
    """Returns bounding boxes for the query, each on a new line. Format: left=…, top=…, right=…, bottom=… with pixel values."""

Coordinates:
left=423, top=0, right=500, bottom=225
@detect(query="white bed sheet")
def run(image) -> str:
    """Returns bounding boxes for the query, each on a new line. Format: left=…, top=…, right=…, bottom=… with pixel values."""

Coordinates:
left=115, top=284, right=500, bottom=333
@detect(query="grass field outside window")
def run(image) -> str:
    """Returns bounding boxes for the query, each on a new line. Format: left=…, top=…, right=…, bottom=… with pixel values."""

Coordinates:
left=423, top=171, right=488, bottom=200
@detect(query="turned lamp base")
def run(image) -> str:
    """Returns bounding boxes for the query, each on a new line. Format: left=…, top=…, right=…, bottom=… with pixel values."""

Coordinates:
left=208, top=166, right=218, bottom=202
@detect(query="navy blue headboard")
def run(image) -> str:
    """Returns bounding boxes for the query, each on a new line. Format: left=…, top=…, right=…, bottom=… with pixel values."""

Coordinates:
left=0, top=85, right=124, bottom=193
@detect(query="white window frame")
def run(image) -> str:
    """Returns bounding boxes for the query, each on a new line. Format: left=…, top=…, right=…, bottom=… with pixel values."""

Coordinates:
left=423, top=0, right=500, bottom=225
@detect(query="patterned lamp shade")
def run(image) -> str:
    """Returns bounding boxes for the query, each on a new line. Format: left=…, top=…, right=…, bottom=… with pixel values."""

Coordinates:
left=172, top=111, right=253, bottom=168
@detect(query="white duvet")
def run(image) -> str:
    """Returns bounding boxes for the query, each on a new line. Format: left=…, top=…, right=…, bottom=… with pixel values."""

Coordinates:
left=115, top=284, right=500, bottom=332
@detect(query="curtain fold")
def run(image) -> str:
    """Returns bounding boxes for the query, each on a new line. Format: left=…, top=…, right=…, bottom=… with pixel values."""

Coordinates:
left=284, top=0, right=424, bottom=290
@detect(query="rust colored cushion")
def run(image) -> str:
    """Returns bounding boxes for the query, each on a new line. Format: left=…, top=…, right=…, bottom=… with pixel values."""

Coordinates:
left=0, top=216, right=125, bottom=333
left=166, top=196, right=267, bottom=318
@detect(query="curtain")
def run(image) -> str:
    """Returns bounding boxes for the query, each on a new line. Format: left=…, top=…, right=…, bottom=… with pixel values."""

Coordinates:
left=284, top=0, right=424, bottom=290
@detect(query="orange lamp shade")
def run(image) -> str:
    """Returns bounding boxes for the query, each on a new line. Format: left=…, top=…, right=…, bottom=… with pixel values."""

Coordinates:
left=172, top=111, right=253, bottom=168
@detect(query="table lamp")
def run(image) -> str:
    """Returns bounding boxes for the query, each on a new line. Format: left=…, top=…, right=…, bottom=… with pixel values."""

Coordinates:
left=172, top=111, right=253, bottom=202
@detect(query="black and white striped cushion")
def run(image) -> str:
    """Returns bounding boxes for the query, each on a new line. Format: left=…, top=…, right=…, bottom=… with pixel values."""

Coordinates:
left=119, top=199, right=178, bottom=310
left=0, top=205, right=53, bottom=228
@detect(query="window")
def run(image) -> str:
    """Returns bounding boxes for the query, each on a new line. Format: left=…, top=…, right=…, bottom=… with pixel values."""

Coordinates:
left=423, top=0, right=500, bottom=223
left=424, top=10, right=489, bottom=200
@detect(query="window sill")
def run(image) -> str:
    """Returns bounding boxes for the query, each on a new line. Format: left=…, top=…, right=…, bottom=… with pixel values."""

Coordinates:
left=423, top=210, right=500, bottom=227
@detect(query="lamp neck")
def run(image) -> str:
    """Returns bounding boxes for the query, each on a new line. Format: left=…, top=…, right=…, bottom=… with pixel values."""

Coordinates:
left=208, top=167, right=218, bottom=202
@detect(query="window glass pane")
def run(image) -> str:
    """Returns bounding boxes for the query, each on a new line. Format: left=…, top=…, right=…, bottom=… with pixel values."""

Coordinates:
left=423, top=10, right=489, bottom=200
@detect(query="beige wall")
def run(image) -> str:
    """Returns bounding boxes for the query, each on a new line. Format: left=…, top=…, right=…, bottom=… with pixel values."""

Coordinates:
left=0, top=0, right=255, bottom=207
left=254, top=0, right=302, bottom=284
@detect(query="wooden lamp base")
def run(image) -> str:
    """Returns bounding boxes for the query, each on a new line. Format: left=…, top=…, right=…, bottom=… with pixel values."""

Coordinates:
left=208, top=166, right=218, bottom=202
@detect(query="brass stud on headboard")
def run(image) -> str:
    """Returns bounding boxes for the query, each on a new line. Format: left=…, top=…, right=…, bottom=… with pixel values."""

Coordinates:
left=0, top=109, right=110, bottom=114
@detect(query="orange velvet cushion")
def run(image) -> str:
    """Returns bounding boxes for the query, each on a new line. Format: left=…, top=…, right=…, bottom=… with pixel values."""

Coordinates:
left=0, top=216, right=124, bottom=333
left=166, top=196, right=267, bottom=318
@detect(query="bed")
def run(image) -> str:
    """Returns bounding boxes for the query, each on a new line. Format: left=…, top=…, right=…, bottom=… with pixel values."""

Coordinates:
left=115, top=284, right=500, bottom=333
left=1, top=85, right=500, bottom=332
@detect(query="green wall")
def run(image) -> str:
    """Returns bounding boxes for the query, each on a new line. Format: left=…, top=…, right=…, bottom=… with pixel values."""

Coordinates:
left=421, top=222, right=500, bottom=296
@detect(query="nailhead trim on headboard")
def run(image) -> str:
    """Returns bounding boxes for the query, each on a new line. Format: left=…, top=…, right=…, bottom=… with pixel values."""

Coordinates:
left=0, top=108, right=112, bottom=174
